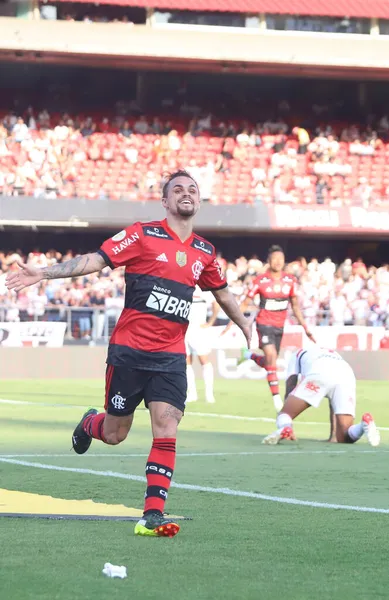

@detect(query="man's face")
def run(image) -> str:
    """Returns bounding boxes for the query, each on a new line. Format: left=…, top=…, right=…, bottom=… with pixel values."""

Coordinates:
left=268, top=251, right=285, bottom=272
left=162, top=175, right=200, bottom=219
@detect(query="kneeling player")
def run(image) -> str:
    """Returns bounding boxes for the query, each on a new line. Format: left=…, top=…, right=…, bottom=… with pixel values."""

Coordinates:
left=262, top=346, right=380, bottom=446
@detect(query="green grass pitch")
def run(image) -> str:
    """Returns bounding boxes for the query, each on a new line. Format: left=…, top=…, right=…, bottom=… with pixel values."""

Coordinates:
left=1, top=378, right=389, bottom=600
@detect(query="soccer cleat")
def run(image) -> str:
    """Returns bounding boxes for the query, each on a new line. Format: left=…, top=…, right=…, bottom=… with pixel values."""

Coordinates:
left=262, top=425, right=296, bottom=445
left=362, top=413, right=380, bottom=447
left=236, top=348, right=252, bottom=366
left=134, top=512, right=180, bottom=538
left=273, top=394, right=284, bottom=413
left=72, top=408, right=98, bottom=455
left=205, top=395, right=216, bottom=404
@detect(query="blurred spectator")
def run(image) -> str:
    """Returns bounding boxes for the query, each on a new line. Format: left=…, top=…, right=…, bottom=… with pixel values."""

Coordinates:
left=292, top=126, right=310, bottom=154
left=12, top=117, right=29, bottom=143
left=1, top=247, right=389, bottom=333
left=134, top=116, right=149, bottom=134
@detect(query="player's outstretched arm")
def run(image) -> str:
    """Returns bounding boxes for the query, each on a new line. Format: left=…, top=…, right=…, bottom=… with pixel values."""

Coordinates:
left=290, top=296, right=316, bottom=342
left=6, top=252, right=107, bottom=292
left=212, top=287, right=252, bottom=348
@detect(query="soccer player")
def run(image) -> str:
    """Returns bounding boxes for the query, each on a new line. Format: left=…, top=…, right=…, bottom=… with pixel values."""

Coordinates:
left=237, top=245, right=314, bottom=412
left=262, top=346, right=380, bottom=446
left=186, top=285, right=219, bottom=404
left=6, top=170, right=251, bottom=538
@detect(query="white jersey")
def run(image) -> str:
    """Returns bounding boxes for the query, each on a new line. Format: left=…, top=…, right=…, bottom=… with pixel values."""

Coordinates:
left=186, top=287, right=214, bottom=356
left=188, top=287, right=213, bottom=328
left=287, top=347, right=356, bottom=416
left=287, top=347, right=343, bottom=379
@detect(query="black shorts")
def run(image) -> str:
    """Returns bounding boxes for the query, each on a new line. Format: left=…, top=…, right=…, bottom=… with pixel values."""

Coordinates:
left=256, top=324, right=284, bottom=354
left=104, top=365, right=187, bottom=416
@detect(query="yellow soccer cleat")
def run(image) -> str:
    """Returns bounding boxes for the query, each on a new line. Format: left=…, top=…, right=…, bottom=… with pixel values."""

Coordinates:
left=134, top=512, right=180, bottom=538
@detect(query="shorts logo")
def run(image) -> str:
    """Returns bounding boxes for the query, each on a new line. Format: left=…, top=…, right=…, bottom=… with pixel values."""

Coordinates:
left=261, top=335, right=269, bottom=344
left=305, top=381, right=320, bottom=393
left=176, top=251, right=187, bottom=267
left=146, top=286, right=191, bottom=318
left=192, top=260, right=204, bottom=280
left=111, top=394, right=126, bottom=410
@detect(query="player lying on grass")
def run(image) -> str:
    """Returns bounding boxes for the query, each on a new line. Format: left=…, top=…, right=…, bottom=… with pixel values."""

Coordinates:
left=262, top=346, right=380, bottom=446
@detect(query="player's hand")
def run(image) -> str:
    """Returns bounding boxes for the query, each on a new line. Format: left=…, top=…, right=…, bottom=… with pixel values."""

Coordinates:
left=306, top=330, right=316, bottom=343
left=220, top=323, right=232, bottom=336
left=241, top=322, right=252, bottom=348
left=5, top=262, right=44, bottom=292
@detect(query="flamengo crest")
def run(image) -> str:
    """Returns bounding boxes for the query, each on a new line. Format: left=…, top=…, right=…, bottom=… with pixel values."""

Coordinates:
left=192, top=260, right=204, bottom=280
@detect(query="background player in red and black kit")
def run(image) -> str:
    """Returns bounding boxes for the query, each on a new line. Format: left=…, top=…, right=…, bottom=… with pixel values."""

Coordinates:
left=237, top=245, right=315, bottom=412
left=6, top=170, right=251, bottom=538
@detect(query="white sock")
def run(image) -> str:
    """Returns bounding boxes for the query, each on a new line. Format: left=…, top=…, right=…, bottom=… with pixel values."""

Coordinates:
left=276, top=412, right=292, bottom=432
left=186, top=364, right=197, bottom=400
left=202, top=363, right=215, bottom=400
left=273, top=394, right=283, bottom=413
left=347, top=421, right=364, bottom=441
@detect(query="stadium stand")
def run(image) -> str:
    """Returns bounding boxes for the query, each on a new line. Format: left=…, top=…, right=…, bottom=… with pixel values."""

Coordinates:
left=2, top=111, right=389, bottom=205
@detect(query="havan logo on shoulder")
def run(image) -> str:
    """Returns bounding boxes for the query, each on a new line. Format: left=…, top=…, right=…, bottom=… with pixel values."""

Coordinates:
left=112, top=232, right=140, bottom=255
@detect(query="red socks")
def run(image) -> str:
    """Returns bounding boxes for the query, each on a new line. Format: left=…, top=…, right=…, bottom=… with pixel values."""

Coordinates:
left=83, top=412, right=106, bottom=442
left=265, top=365, right=280, bottom=397
left=144, top=438, right=176, bottom=514
left=251, top=353, right=266, bottom=368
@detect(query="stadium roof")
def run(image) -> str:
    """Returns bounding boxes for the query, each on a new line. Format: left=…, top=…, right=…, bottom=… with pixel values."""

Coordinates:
left=57, top=0, right=389, bottom=18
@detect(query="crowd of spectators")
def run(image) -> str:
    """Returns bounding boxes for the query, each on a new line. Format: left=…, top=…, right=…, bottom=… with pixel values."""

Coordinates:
left=2, top=107, right=389, bottom=205
left=1, top=249, right=389, bottom=341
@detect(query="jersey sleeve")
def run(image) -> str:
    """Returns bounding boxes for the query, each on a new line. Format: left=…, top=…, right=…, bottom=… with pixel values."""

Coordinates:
left=98, top=223, right=142, bottom=269
left=247, top=279, right=260, bottom=299
left=198, top=256, right=227, bottom=292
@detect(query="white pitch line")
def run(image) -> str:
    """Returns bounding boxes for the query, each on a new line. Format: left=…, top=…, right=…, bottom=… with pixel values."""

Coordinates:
left=0, top=457, right=388, bottom=515
left=2, top=398, right=389, bottom=432
left=0, top=450, right=348, bottom=458
left=1, top=449, right=388, bottom=459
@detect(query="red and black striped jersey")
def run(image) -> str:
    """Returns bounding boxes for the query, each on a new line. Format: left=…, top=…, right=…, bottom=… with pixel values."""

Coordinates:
left=247, top=271, right=297, bottom=328
left=98, top=219, right=226, bottom=372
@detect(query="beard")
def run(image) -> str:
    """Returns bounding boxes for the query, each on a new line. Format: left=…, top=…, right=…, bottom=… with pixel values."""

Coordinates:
left=177, top=203, right=196, bottom=217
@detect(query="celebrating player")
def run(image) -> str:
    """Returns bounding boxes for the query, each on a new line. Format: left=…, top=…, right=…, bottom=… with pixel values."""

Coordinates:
left=237, top=245, right=314, bottom=412
left=262, top=346, right=380, bottom=446
left=6, top=170, right=252, bottom=538
left=186, top=286, right=219, bottom=404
